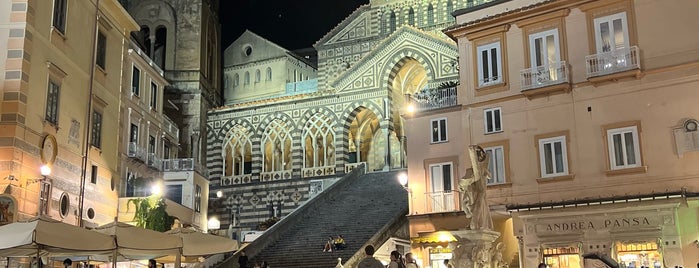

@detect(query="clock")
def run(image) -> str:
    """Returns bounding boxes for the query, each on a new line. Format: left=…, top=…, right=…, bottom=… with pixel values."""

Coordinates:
left=685, top=120, right=698, bottom=132
left=40, top=134, right=57, bottom=164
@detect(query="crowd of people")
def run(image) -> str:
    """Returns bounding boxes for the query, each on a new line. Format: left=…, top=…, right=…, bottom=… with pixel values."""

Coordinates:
left=357, top=245, right=425, bottom=268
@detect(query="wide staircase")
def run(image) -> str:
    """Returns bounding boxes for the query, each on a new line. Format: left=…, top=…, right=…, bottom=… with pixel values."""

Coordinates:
left=216, top=168, right=408, bottom=268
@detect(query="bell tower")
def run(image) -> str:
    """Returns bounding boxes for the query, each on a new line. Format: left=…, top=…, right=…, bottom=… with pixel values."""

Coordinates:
left=120, top=0, right=222, bottom=168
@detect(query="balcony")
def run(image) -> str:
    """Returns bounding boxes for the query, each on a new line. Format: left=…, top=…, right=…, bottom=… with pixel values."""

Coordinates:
left=520, top=61, right=571, bottom=97
left=407, top=86, right=458, bottom=113
left=162, top=115, right=180, bottom=140
left=425, top=190, right=461, bottom=213
left=161, top=158, right=195, bottom=171
left=285, top=78, right=318, bottom=95
left=127, top=142, right=146, bottom=161
left=586, top=46, right=641, bottom=83
left=147, top=153, right=160, bottom=170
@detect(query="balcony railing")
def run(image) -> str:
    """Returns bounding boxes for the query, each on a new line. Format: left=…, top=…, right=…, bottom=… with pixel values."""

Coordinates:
left=302, top=165, right=336, bottom=178
left=162, top=158, right=195, bottom=171
left=162, top=115, right=180, bottom=140
left=127, top=142, right=146, bottom=161
left=260, top=170, right=292, bottom=182
left=285, top=78, right=318, bottom=95
left=221, top=174, right=253, bottom=185
left=408, top=86, right=458, bottom=112
left=425, top=190, right=461, bottom=213
left=520, top=61, right=570, bottom=91
left=147, top=153, right=160, bottom=170
left=586, top=46, right=640, bottom=78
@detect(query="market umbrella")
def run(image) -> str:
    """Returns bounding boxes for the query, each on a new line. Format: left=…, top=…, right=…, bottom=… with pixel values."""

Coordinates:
left=92, top=222, right=182, bottom=261
left=0, top=216, right=115, bottom=257
left=165, top=227, right=239, bottom=257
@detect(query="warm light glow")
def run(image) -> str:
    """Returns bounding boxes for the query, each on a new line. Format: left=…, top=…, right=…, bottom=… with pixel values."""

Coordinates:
left=406, top=104, right=415, bottom=114
left=216, top=190, right=223, bottom=198
left=40, top=165, right=51, bottom=176
left=436, top=231, right=456, bottom=242
left=150, top=183, right=162, bottom=196
left=398, top=172, right=408, bottom=186
left=207, top=217, right=221, bottom=230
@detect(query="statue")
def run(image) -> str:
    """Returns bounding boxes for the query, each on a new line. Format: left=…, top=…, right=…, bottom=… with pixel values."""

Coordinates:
left=492, top=242, right=508, bottom=268
left=458, top=145, right=494, bottom=230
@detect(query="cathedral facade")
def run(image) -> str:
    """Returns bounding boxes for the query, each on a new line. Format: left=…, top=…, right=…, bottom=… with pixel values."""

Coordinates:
left=209, top=0, right=469, bottom=235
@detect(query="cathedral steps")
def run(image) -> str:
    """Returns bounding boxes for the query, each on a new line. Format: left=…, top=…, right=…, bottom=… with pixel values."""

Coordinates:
left=218, top=169, right=408, bottom=268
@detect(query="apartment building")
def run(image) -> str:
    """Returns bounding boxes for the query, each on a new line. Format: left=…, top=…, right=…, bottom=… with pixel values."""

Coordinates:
left=403, top=0, right=699, bottom=267
left=0, top=0, right=138, bottom=226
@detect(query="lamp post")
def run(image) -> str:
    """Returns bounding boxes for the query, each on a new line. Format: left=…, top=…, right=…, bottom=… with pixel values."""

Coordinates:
left=398, top=172, right=413, bottom=215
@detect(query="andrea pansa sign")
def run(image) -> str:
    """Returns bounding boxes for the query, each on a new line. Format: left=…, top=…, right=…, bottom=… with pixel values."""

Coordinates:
left=533, top=215, right=663, bottom=234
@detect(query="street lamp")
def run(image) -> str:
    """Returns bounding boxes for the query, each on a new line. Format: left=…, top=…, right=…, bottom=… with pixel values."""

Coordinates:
left=397, top=172, right=413, bottom=215
left=150, top=183, right=162, bottom=196
left=207, top=217, right=220, bottom=233
left=40, top=165, right=51, bottom=176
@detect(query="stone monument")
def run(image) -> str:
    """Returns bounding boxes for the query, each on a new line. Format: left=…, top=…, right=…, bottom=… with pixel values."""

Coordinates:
left=451, top=145, right=504, bottom=268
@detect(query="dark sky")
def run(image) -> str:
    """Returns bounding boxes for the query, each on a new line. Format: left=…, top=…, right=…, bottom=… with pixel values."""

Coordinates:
left=221, top=0, right=370, bottom=51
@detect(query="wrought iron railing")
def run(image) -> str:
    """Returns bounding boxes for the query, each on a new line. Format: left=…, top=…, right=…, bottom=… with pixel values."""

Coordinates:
left=586, top=46, right=640, bottom=78
left=520, top=61, right=570, bottom=91
left=408, top=86, right=458, bottom=112
left=425, top=190, right=461, bottom=213
left=127, top=142, right=146, bottom=161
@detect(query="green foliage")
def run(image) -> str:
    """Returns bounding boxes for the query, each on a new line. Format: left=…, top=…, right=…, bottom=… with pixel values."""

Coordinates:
left=127, top=196, right=175, bottom=232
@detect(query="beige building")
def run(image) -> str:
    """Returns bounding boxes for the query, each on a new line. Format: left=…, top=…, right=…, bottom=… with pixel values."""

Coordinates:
left=115, top=41, right=209, bottom=230
left=403, top=0, right=699, bottom=267
left=0, top=0, right=138, bottom=227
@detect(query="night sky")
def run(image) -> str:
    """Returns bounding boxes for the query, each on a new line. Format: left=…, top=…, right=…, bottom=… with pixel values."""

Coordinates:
left=221, top=0, right=370, bottom=51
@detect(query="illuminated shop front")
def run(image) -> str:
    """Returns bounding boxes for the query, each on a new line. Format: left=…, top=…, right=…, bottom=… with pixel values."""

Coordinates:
left=511, top=198, right=697, bottom=268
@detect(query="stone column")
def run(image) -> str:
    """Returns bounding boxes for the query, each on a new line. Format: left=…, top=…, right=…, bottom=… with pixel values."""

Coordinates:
left=450, top=230, right=501, bottom=268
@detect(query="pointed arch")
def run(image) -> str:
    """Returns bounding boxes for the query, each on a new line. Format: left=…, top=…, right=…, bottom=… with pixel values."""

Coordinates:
left=302, top=113, right=336, bottom=169
left=255, top=69, right=261, bottom=83
left=223, top=124, right=253, bottom=177
left=389, top=11, right=397, bottom=33
left=427, top=4, right=435, bottom=26
left=266, top=67, right=272, bottom=81
left=407, top=7, right=415, bottom=26
left=261, top=119, right=292, bottom=173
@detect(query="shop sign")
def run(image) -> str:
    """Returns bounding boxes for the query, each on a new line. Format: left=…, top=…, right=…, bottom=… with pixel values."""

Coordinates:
left=534, top=216, right=658, bottom=234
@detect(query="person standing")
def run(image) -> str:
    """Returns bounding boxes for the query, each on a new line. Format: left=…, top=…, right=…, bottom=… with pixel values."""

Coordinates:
left=357, top=245, right=384, bottom=268
left=444, top=259, right=454, bottom=268
left=238, top=251, right=248, bottom=268
left=405, top=253, right=419, bottom=268
left=388, top=251, right=406, bottom=268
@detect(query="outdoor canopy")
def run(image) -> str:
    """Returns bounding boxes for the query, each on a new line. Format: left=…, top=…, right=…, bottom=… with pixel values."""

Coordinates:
left=0, top=216, right=116, bottom=257
left=165, top=227, right=239, bottom=257
left=92, top=222, right=183, bottom=261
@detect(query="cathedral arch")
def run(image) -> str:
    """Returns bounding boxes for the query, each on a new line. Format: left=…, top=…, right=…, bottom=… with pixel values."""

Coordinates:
left=342, top=105, right=384, bottom=171
left=426, top=4, right=435, bottom=26
left=128, top=1, right=177, bottom=70
left=222, top=125, right=253, bottom=178
left=260, top=119, right=293, bottom=173
left=379, top=48, right=437, bottom=92
left=302, top=113, right=336, bottom=170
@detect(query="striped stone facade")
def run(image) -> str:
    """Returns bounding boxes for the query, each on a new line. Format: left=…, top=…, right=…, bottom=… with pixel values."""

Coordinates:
left=208, top=0, right=461, bottom=233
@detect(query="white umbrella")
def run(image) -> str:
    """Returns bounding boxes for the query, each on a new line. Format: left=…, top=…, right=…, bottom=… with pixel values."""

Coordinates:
left=93, top=222, right=182, bottom=261
left=0, top=216, right=115, bottom=257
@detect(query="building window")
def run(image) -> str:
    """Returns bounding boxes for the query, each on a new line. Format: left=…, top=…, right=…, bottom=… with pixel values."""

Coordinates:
left=484, top=146, right=505, bottom=184
left=148, top=135, right=156, bottom=155
left=389, top=11, right=397, bottom=32
left=131, top=66, right=140, bottom=96
left=234, top=73, right=239, bottom=87
left=594, top=12, right=629, bottom=53
left=426, top=4, right=434, bottom=26
left=428, top=162, right=455, bottom=212
left=91, top=110, right=102, bottom=148
left=529, top=29, right=560, bottom=68
left=484, top=107, right=502, bottom=134
left=244, top=71, right=250, bottom=85
left=538, top=135, right=569, bottom=178
left=194, top=184, right=201, bottom=212
left=431, top=118, right=448, bottom=143
left=90, top=165, right=98, bottom=184
left=607, top=126, right=641, bottom=170
left=266, top=67, right=272, bottom=81
left=59, top=192, right=70, bottom=218
left=255, top=69, right=261, bottom=83
left=96, top=31, right=107, bottom=69
left=477, top=42, right=503, bottom=87
left=150, top=82, right=158, bottom=110
left=446, top=1, right=454, bottom=20
left=407, top=7, right=415, bottom=26
left=129, top=123, right=138, bottom=143
left=52, top=0, right=67, bottom=33
left=163, top=139, right=170, bottom=159
left=45, top=81, right=60, bottom=125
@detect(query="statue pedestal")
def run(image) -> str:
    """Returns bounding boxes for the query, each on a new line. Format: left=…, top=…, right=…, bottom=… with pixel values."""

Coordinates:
left=449, top=229, right=501, bottom=268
